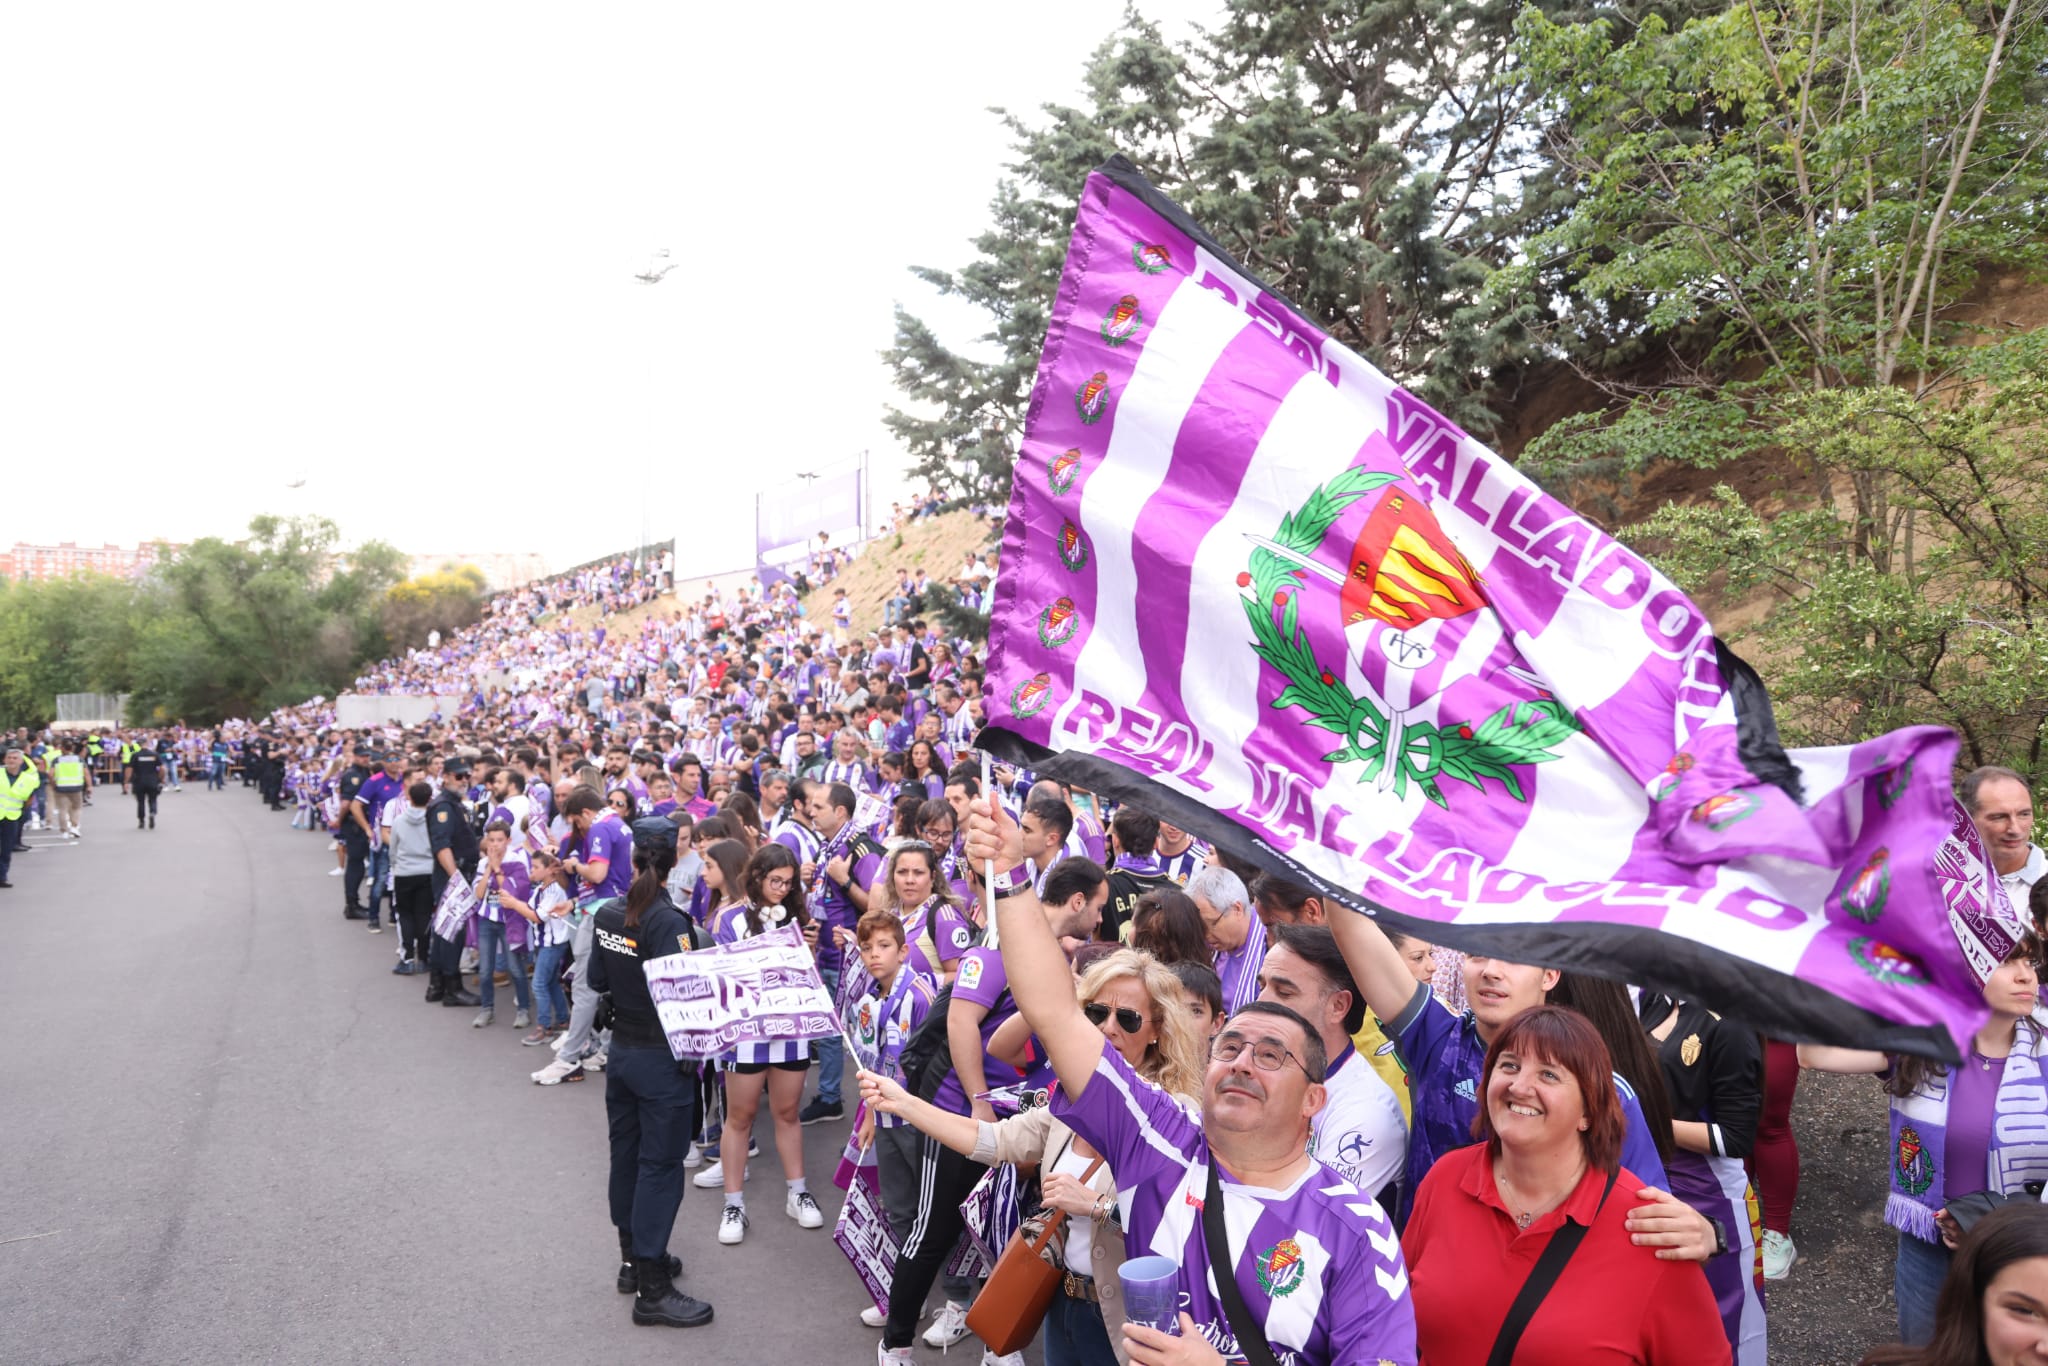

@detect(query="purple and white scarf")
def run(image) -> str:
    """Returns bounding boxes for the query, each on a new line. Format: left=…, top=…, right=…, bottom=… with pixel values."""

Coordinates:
left=1888, top=1018, right=2048, bottom=1242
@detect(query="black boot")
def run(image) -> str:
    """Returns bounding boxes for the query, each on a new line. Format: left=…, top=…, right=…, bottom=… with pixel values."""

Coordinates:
left=423, top=970, right=447, bottom=1004
left=618, top=1231, right=683, bottom=1293
left=631, top=1257, right=712, bottom=1327
left=441, top=972, right=480, bottom=1008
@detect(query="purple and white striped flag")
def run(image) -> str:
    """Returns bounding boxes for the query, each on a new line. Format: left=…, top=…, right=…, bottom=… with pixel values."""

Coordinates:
left=981, top=158, right=1988, bottom=1058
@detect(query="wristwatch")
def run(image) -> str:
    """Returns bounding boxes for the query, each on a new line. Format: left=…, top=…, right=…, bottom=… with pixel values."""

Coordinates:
left=1094, top=1193, right=1121, bottom=1229
left=1706, top=1215, right=1728, bottom=1257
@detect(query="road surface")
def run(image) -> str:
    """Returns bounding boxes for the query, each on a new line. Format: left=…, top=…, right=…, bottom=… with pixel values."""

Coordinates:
left=4, top=786, right=956, bottom=1365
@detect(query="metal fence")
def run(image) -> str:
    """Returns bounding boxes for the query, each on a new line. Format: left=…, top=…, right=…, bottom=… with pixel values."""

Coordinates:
left=55, top=692, right=127, bottom=726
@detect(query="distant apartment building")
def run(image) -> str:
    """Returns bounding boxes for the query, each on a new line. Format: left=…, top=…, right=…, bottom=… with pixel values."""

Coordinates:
left=0, top=539, right=182, bottom=582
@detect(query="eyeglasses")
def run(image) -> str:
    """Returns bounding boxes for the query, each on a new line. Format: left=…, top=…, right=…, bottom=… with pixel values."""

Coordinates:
left=1083, top=1003, right=1146, bottom=1034
left=1210, top=1031, right=1315, bottom=1081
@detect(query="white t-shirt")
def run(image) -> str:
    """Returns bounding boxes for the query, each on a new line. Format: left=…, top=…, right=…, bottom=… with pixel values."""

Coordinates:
left=1052, top=1141, right=1099, bottom=1279
left=1312, top=1044, right=1408, bottom=1200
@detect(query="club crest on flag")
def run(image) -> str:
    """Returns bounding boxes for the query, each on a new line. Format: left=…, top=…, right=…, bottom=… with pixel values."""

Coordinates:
left=1101, top=294, right=1144, bottom=347
left=1076, top=371, right=1112, bottom=425
left=1691, top=790, right=1763, bottom=831
left=1647, top=752, right=1695, bottom=803
left=1879, top=759, right=1916, bottom=810
left=1839, top=849, right=1893, bottom=924
left=1010, top=672, right=1052, bottom=719
left=1048, top=448, right=1082, bottom=495
left=1241, top=465, right=1579, bottom=809
left=1038, top=597, right=1080, bottom=649
left=1132, top=242, right=1171, bottom=274
left=1850, top=937, right=1927, bottom=987
left=1057, top=520, right=1089, bottom=572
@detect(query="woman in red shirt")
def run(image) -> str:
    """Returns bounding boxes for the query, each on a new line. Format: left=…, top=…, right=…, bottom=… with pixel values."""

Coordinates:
left=1403, top=1005, right=1727, bottom=1364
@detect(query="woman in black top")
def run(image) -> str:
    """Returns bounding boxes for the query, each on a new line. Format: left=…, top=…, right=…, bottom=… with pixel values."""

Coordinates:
left=588, top=816, right=713, bottom=1329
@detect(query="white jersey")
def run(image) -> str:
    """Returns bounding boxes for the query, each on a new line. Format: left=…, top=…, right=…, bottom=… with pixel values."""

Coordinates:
left=1311, top=1044, right=1408, bottom=1200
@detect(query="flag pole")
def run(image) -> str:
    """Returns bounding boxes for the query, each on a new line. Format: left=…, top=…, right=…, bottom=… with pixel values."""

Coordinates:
left=980, top=751, right=998, bottom=950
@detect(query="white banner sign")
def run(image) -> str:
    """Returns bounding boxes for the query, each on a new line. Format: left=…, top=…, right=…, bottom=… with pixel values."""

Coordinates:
left=643, top=924, right=838, bottom=1060
left=431, top=876, right=477, bottom=942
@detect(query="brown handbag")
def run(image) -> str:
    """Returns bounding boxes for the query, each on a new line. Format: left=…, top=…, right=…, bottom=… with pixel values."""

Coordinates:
left=964, top=1152, right=1106, bottom=1355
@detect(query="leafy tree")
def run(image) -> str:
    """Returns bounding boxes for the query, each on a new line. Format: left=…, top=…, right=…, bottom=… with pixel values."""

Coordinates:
left=886, top=0, right=1582, bottom=508
left=1504, top=0, right=2048, bottom=777
left=380, top=563, right=488, bottom=652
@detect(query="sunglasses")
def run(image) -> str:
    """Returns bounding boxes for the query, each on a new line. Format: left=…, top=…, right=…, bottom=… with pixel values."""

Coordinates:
left=1083, top=1003, right=1146, bottom=1034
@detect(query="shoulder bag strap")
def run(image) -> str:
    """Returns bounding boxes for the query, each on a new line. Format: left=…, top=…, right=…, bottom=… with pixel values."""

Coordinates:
left=1201, top=1157, right=1283, bottom=1366
left=1485, top=1167, right=1619, bottom=1366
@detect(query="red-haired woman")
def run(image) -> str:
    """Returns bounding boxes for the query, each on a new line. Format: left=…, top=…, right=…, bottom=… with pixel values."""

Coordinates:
left=1402, top=1005, right=1726, bottom=1364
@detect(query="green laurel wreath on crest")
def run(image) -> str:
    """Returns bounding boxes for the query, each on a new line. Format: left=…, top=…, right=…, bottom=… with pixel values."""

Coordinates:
left=1242, top=467, right=1582, bottom=809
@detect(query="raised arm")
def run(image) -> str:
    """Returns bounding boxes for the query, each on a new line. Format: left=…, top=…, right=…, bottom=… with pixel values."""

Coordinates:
left=1328, top=905, right=1433, bottom=1028
left=857, top=1069, right=982, bottom=1157
left=965, top=795, right=1104, bottom=1099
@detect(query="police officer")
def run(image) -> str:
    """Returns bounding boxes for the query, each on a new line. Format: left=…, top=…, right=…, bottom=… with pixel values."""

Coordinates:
left=337, top=746, right=374, bottom=919
left=124, top=734, right=165, bottom=830
left=587, top=816, right=714, bottom=1329
left=425, top=758, right=482, bottom=1008
left=0, top=749, right=39, bottom=888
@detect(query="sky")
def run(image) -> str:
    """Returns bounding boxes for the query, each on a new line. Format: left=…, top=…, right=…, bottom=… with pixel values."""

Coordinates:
left=2, top=1, right=1215, bottom=578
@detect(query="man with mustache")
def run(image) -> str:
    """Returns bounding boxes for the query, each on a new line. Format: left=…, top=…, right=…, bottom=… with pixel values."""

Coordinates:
left=961, top=796, right=1419, bottom=1366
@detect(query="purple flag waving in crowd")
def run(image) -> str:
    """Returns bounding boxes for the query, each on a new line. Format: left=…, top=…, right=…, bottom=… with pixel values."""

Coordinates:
left=981, top=157, right=1992, bottom=1060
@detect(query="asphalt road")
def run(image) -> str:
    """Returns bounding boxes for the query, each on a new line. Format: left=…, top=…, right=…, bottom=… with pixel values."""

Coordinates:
left=2, top=785, right=942, bottom=1366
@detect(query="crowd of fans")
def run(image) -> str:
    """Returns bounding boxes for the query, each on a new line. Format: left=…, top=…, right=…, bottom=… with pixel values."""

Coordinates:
left=6, top=528, right=2046, bottom=1366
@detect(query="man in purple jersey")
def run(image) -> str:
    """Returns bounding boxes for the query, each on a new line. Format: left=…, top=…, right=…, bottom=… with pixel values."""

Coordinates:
left=964, top=796, right=1419, bottom=1366
left=798, top=780, right=884, bottom=1125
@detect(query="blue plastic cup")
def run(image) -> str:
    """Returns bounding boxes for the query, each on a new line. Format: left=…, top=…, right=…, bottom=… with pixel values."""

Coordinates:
left=1118, top=1255, right=1180, bottom=1334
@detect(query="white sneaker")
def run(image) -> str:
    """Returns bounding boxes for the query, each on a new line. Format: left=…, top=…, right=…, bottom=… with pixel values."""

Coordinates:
left=924, top=1300, right=972, bottom=1348
left=531, top=1056, right=584, bottom=1085
left=717, top=1204, right=749, bottom=1245
left=327, top=867, right=343, bottom=876
left=1761, top=1229, right=1796, bottom=1280
left=860, top=1304, right=888, bottom=1328
left=878, top=1341, right=915, bottom=1365
left=787, top=1189, right=824, bottom=1229
left=695, top=1159, right=748, bottom=1188
left=582, top=1049, right=608, bottom=1072
left=981, top=1354, right=1026, bottom=1366
left=684, top=1142, right=704, bottom=1168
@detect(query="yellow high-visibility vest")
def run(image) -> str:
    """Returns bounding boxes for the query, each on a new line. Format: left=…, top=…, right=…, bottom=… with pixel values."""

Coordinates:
left=0, top=768, right=40, bottom=819
left=53, top=756, right=87, bottom=788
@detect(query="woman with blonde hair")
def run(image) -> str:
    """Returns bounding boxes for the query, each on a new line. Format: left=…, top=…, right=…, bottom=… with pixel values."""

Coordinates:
left=861, top=949, right=1202, bottom=1366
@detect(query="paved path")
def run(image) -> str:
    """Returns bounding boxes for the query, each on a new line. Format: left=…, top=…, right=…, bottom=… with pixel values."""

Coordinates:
left=3, top=787, right=939, bottom=1365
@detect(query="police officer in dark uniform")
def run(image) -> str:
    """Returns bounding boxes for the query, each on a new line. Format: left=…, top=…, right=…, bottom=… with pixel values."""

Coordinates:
left=260, top=731, right=287, bottom=809
left=587, top=816, right=714, bottom=1328
left=425, top=758, right=482, bottom=1008
left=337, top=746, right=374, bottom=919
left=123, top=734, right=164, bottom=830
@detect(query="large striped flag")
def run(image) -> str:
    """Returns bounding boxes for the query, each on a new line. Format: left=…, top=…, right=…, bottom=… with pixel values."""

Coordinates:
left=980, top=157, right=1996, bottom=1059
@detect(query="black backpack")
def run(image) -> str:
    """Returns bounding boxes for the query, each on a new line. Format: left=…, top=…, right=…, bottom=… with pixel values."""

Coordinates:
left=896, top=982, right=1011, bottom=1103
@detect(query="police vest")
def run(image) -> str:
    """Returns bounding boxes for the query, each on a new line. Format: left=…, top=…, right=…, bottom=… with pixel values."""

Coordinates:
left=86, top=736, right=102, bottom=755
left=121, top=743, right=138, bottom=764
left=53, top=756, right=86, bottom=789
left=0, top=768, right=39, bottom=819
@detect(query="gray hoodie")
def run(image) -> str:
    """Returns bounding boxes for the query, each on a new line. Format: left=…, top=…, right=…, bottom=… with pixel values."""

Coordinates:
left=390, top=803, right=435, bottom=877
